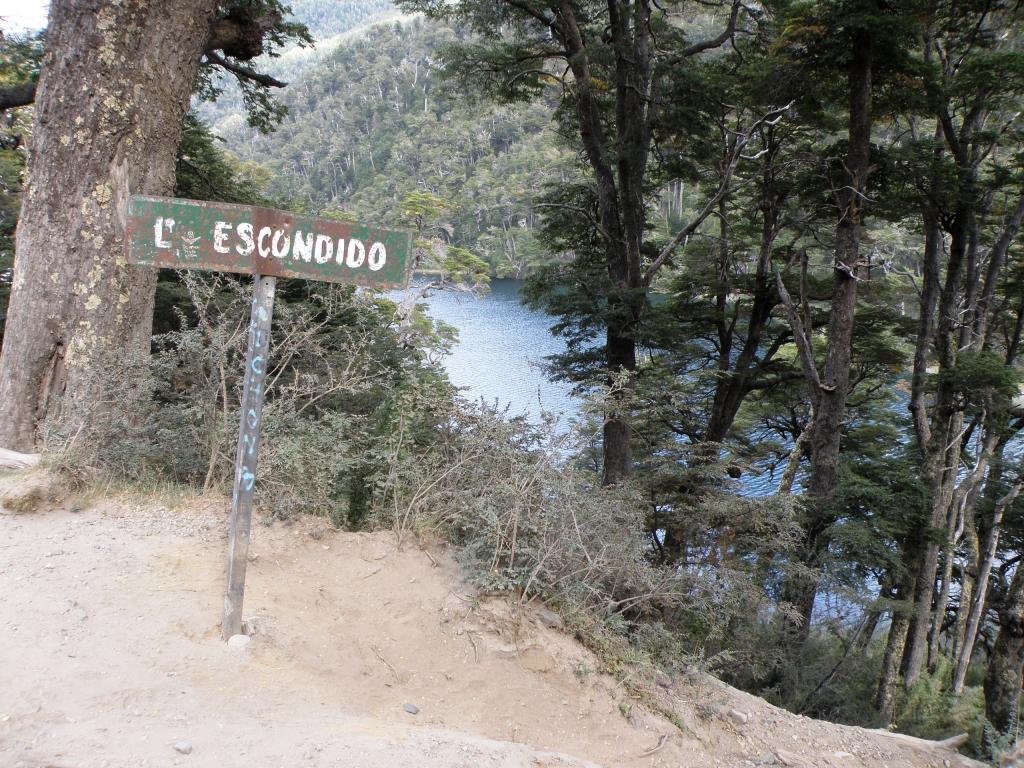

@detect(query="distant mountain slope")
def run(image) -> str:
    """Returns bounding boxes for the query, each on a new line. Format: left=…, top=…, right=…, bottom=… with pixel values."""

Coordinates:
left=207, top=17, right=576, bottom=277
left=195, top=1, right=403, bottom=126
left=286, top=0, right=398, bottom=39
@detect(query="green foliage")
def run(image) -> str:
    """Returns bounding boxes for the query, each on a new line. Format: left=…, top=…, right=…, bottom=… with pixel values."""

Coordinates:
left=174, top=114, right=275, bottom=205
left=984, top=705, right=1021, bottom=765
left=205, top=18, right=575, bottom=276
left=437, top=245, right=489, bottom=291
left=194, top=1, right=314, bottom=133
left=0, top=30, right=42, bottom=87
left=401, top=191, right=447, bottom=231
left=45, top=273, right=454, bottom=525
left=774, top=0, right=924, bottom=109
left=768, top=632, right=886, bottom=724
left=397, top=191, right=491, bottom=297
left=934, top=351, right=1023, bottom=421
left=895, top=661, right=987, bottom=751
left=829, top=447, right=926, bottom=580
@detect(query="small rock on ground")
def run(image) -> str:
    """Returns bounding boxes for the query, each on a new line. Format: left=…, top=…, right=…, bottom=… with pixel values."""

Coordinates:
left=728, top=708, right=750, bottom=725
left=403, top=703, right=419, bottom=715
left=227, top=634, right=250, bottom=649
left=173, top=740, right=193, bottom=755
left=536, top=607, right=564, bottom=630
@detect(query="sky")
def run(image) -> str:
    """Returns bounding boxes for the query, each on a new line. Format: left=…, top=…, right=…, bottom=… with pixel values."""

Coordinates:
left=0, top=0, right=48, bottom=33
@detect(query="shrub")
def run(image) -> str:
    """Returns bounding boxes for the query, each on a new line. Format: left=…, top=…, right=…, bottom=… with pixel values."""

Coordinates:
left=378, top=399, right=800, bottom=672
left=895, top=660, right=987, bottom=756
left=42, top=272, right=452, bottom=516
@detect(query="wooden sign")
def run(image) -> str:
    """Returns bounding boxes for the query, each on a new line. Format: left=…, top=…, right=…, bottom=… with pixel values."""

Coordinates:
left=125, top=195, right=412, bottom=288
left=125, top=194, right=412, bottom=641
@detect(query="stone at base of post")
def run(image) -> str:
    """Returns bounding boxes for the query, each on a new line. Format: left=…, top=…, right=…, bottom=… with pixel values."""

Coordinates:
left=221, top=274, right=276, bottom=640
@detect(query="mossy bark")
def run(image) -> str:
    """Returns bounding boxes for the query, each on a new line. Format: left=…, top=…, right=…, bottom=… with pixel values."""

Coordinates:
left=0, top=0, right=218, bottom=450
left=985, top=563, right=1024, bottom=735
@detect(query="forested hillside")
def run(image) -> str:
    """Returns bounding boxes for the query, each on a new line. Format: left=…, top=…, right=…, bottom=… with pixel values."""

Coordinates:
left=207, top=18, right=575, bottom=277
left=284, top=0, right=397, bottom=38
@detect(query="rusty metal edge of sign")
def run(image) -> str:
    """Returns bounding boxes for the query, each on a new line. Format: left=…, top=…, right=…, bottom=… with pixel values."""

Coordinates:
left=124, top=194, right=415, bottom=290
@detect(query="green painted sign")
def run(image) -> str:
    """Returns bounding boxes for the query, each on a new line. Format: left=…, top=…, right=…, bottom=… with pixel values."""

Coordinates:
left=123, top=194, right=415, bottom=640
left=125, top=195, right=412, bottom=288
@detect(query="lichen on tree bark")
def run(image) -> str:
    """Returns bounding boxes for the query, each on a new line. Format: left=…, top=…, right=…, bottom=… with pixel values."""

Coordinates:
left=0, top=0, right=219, bottom=449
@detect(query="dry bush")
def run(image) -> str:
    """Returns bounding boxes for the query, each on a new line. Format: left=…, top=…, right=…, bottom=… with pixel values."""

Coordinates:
left=41, top=272, right=449, bottom=524
left=36, top=273, right=797, bottom=681
left=378, top=400, right=798, bottom=671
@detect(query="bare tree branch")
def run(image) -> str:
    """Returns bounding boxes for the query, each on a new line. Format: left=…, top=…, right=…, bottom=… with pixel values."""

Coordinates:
left=506, top=0, right=556, bottom=27
left=679, top=0, right=741, bottom=57
left=776, top=270, right=831, bottom=406
left=0, top=80, right=37, bottom=110
left=203, top=51, right=287, bottom=88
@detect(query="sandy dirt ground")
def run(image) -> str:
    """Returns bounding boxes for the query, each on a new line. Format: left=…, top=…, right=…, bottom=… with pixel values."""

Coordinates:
left=0, top=473, right=984, bottom=768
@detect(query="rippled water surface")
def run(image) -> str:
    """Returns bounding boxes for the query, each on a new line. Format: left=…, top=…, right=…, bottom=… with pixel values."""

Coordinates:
left=405, top=278, right=782, bottom=496
left=407, top=279, right=578, bottom=422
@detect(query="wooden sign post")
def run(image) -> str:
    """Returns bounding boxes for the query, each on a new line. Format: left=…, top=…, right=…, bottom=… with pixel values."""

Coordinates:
left=223, top=274, right=275, bottom=639
left=125, top=195, right=411, bottom=640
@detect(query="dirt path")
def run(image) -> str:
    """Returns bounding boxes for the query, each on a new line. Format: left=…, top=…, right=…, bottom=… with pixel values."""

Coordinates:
left=0, top=482, right=982, bottom=768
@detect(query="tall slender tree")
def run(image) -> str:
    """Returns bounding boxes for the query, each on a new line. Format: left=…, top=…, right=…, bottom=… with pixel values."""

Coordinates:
left=774, top=0, right=886, bottom=653
left=398, top=0, right=749, bottom=484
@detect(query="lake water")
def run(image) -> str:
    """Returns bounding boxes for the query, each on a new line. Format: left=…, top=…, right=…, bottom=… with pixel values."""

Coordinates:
left=407, top=278, right=781, bottom=496
left=410, top=279, right=578, bottom=422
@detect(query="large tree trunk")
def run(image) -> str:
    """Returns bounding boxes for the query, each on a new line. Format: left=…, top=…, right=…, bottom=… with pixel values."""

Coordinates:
left=985, top=561, right=1024, bottom=735
left=552, top=0, right=654, bottom=486
left=877, top=582, right=912, bottom=724
left=602, top=0, right=651, bottom=486
left=603, top=321, right=638, bottom=485
left=0, top=0, right=218, bottom=450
